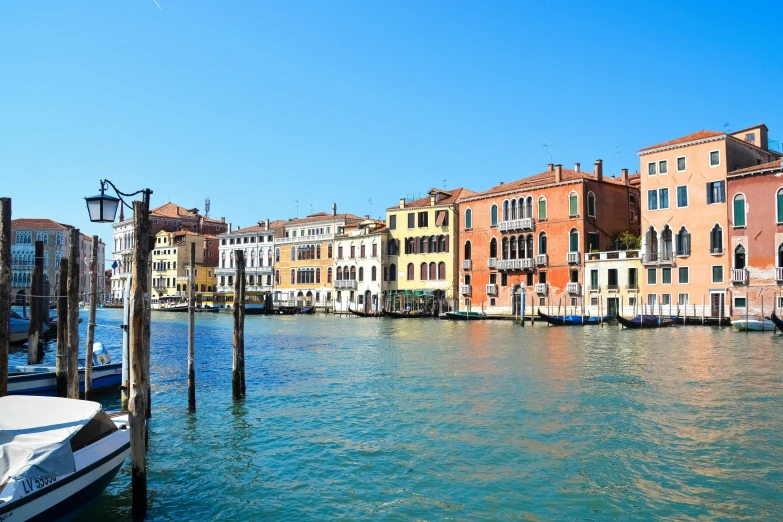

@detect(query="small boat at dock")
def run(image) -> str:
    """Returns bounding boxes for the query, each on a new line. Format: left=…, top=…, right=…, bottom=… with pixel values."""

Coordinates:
left=440, top=311, right=486, bottom=320
left=349, top=308, right=378, bottom=317
left=617, top=315, right=678, bottom=329
left=734, top=317, right=775, bottom=331
left=537, top=310, right=611, bottom=326
left=771, top=312, right=783, bottom=333
left=153, top=305, right=219, bottom=313
left=300, top=306, right=315, bottom=315
left=382, top=310, right=430, bottom=319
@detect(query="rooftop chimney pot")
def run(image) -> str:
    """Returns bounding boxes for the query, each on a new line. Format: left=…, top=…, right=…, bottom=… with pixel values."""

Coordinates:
left=332, top=203, right=337, bottom=216
left=399, top=198, right=405, bottom=209
left=575, top=162, right=581, bottom=172
left=621, top=168, right=629, bottom=185
left=594, top=159, right=603, bottom=182
left=555, top=164, right=562, bottom=183
left=548, top=163, right=554, bottom=172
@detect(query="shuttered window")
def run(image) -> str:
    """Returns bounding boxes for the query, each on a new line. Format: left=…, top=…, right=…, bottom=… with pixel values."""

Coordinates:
left=733, top=196, right=746, bottom=227
left=569, top=194, right=578, bottom=217
left=569, top=230, right=579, bottom=252
left=538, top=198, right=547, bottom=220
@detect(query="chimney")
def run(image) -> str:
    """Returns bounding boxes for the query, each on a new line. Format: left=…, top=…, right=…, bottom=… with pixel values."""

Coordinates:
left=400, top=198, right=405, bottom=209
left=332, top=203, right=337, bottom=216
left=221, top=217, right=225, bottom=223
left=574, top=163, right=580, bottom=172
left=621, top=168, right=628, bottom=185
left=555, top=164, right=562, bottom=183
left=499, top=181, right=504, bottom=185
left=430, top=195, right=436, bottom=206
left=266, top=218, right=270, bottom=230
left=548, top=163, right=554, bottom=172
left=365, top=215, right=370, bottom=219
left=594, top=159, right=603, bottom=181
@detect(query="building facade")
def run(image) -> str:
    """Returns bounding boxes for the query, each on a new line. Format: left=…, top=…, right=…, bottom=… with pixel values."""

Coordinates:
left=333, top=220, right=388, bottom=313
left=582, top=250, right=642, bottom=317
left=459, top=162, right=640, bottom=315
left=726, top=159, right=783, bottom=319
left=638, top=125, right=780, bottom=318
left=151, top=230, right=217, bottom=308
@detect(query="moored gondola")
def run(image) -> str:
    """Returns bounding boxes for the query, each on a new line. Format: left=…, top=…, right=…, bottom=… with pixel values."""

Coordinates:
left=537, top=310, right=611, bottom=326
left=617, top=314, right=678, bottom=329
left=349, top=308, right=377, bottom=317
left=770, top=312, right=783, bottom=333
left=300, top=306, right=316, bottom=315
left=382, top=310, right=429, bottom=319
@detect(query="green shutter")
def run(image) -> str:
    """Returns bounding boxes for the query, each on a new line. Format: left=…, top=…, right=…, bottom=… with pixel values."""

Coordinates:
left=778, top=193, right=783, bottom=223
left=734, top=198, right=745, bottom=227
left=538, top=199, right=546, bottom=220
left=569, top=195, right=577, bottom=216
left=569, top=232, right=578, bottom=252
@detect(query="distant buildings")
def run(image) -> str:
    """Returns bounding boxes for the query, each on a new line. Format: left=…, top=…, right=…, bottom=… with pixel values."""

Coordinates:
left=333, top=219, right=388, bottom=313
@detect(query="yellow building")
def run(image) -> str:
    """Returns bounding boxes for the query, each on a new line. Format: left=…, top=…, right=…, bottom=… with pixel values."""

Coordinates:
left=385, top=188, right=475, bottom=311
left=151, top=230, right=217, bottom=308
left=581, top=249, right=642, bottom=318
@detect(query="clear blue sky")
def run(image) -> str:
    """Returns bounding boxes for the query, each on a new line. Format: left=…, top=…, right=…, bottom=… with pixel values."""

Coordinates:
left=2, top=0, right=782, bottom=240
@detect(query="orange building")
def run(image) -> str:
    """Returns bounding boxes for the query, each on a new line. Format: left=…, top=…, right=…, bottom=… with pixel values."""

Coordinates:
left=459, top=161, right=640, bottom=315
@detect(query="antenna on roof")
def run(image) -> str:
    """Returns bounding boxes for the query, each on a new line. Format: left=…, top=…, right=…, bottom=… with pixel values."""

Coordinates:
left=724, top=123, right=731, bottom=133
left=295, top=200, right=299, bottom=218
left=368, top=198, right=372, bottom=217
left=309, top=203, right=313, bottom=215
left=443, top=179, right=447, bottom=190
left=204, top=197, right=210, bottom=218
left=614, top=145, right=622, bottom=156
left=542, top=143, right=555, bottom=164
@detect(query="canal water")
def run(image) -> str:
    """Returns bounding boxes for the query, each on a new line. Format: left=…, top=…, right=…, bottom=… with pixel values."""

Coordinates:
left=10, top=309, right=783, bottom=520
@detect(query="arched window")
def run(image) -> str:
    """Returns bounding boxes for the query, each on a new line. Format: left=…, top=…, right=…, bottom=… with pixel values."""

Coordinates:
left=316, top=268, right=321, bottom=284
left=290, top=247, right=295, bottom=261
left=275, top=270, right=280, bottom=284
left=275, top=248, right=280, bottom=262
left=389, top=263, right=397, bottom=281
left=290, top=269, right=295, bottom=283
left=676, top=227, right=691, bottom=256
left=429, top=262, right=436, bottom=280
left=328, top=267, right=333, bottom=283
left=538, top=197, right=547, bottom=220
left=316, top=244, right=322, bottom=259
left=420, top=236, right=428, bottom=254
left=420, top=262, right=428, bottom=280
left=358, top=267, right=364, bottom=281
left=778, top=244, right=783, bottom=268
left=464, top=241, right=472, bottom=260
left=350, top=266, right=356, bottom=280
left=733, top=194, right=746, bottom=227
left=587, top=192, right=596, bottom=218
left=539, top=232, right=547, bottom=255
left=735, top=245, right=746, bottom=270
left=407, top=263, right=415, bottom=280
left=526, top=197, right=533, bottom=220
left=267, top=249, right=273, bottom=265
left=502, top=237, right=509, bottom=260
left=510, top=199, right=517, bottom=220
left=569, top=229, right=579, bottom=252
left=438, top=261, right=446, bottom=280
left=490, top=237, right=498, bottom=258
left=526, top=235, right=534, bottom=258
left=328, top=243, right=333, bottom=258
left=337, top=266, right=343, bottom=280
left=438, top=235, right=447, bottom=252
left=569, top=192, right=579, bottom=217
left=778, top=189, right=783, bottom=224
left=661, top=225, right=673, bottom=259
left=503, top=200, right=509, bottom=221
left=710, top=224, right=723, bottom=254
left=465, top=208, right=472, bottom=230
left=371, top=266, right=377, bottom=281
left=509, top=235, right=517, bottom=259
left=430, top=235, right=437, bottom=252
left=490, top=204, right=498, bottom=226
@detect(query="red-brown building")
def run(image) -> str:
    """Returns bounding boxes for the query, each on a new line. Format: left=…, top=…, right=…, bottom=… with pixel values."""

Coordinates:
left=458, top=161, right=640, bottom=315
left=726, top=159, right=783, bottom=319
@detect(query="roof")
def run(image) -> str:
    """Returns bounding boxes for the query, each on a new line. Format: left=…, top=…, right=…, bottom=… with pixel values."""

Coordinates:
left=731, top=123, right=768, bottom=135
left=0, top=396, right=101, bottom=482
left=151, top=202, right=199, bottom=219
left=638, top=130, right=725, bottom=153
left=387, top=188, right=477, bottom=211
left=284, top=213, right=363, bottom=226
left=228, top=219, right=287, bottom=235
left=467, top=168, right=632, bottom=200
left=11, top=219, right=69, bottom=230
left=728, top=160, right=783, bottom=177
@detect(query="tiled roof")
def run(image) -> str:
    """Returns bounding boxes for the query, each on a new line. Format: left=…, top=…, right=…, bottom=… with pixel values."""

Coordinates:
left=284, top=213, right=363, bottom=226
left=469, top=168, right=631, bottom=199
left=387, top=188, right=477, bottom=211
left=638, top=130, right=724, bottom=153
left=731, top=123, right=767, bottom=135
left=229, top=219, right=287, bottom=234
left=150, top=202, right=198, bottom=219
left=728, top=160, right=783, bottom=177
left=11, top=218, right=69, bottom=229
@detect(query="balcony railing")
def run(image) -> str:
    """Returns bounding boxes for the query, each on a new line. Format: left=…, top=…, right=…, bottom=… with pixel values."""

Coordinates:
left=566, top=282, right=581, bottom=294
left=711, top=247, right=724, bottom=255
left=607, top=284, right=620, bottom=292
left=777, top=267, right=783, bottom=282
left=584, top=250, right=640, bottom=262
left=535, top=254, right=548, bottom=266
left=277, top=233, right=335, bottom=245
left=731, top=268, right=748, bottom=284
left=642, top=251, right=675, bottom=265
left=534, top=283, right=548, bottom=294
left=462, top=259, right=472, bottom=270
left=499, top=218, right=534, bottom=232
left=460, top=285, right=471, bottom=296
left=488, top=257, right=497, bottom=269
left=567, top=251, right=580, bottom=264
left=334, top=279, right=357, bottom=289
left=589, top=284, right=600, bottom=293
left=485, top=284, right=498, bottom=295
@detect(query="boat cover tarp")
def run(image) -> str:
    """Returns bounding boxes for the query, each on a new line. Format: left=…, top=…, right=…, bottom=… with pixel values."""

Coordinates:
left=0, top=396, right=100, bottom=482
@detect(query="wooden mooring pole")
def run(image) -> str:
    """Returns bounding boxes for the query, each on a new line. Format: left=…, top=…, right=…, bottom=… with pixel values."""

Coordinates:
left=67, top=228, right=80, bottom=399
left=233, top=249, right=246, bottom=400
left=85, top=235, right=98, bottom=399
left=56, top=259, right=69, bottom=397
left=0, top=198, right=10, bottom=397
left=188, top=243, right=196, bottom=411
left=27, top=240, right=44, bottom=363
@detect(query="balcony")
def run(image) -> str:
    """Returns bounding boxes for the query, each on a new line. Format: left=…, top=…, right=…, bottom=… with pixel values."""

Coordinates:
left=711, top=247, right=724, bottom=255
left=534, top=283, right=548, bottom=294
left=566, top=282, right=581, bottom=294
left=499, top=218, right=534, bottom=232
left=247, top=265, right=273, bottom=275
left=462, top=259, right=472, bottom=270
left=460, top=285, right=471, bottom=296
left=334, top=279, right=357, bottom=289
left=607, top=284, right=620, bottom=292
left=277, top=232, right=335, bottom=245
left=486, top=284, right=498, bottom=295
left=584, top=250, right=640, bottom=262
left=627, top=283, right=639, bottom=292
left=488, top=257, right=497, bottom=269
left=777, top=267, right=783, bottom=282
left=589, top=284, right=600, bottom=293
left=567, top=251, right=580, bottom=264
left=641, top=251, right=675, bottom=266
left=535, top=254, right=548, bottom=267
left=731, top=268, right=748, bottom=284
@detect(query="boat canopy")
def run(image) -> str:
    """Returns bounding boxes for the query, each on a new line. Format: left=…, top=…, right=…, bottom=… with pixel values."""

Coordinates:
left=0, top=396, right=101, bottom=483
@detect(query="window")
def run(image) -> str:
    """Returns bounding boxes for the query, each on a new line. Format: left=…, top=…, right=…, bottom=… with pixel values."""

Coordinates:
left=647, top=268, right=657, bottom=285
left=648, top=190, right=658, bottom=210
left=569, top=193, right=578, bottom=217
left=590, top=269, right=599, bottom=289
left=677, top=157, right=686, bottom=172
left=360, top=244, right=366, bottom=258
left=350, top=245, right=355, bottom=258
left=429, top=262, right=436, bottom=280
left=389, top=263, right=396, bottom=281
left=538, top=233, right=547, bottom=255
left=538, top=197, right=547, bottom=220
left=659, top=160, right=668, bottom=175
left=648, top=162, right=656, bottom=176
left=420, top=262, right=428, bottom=280
left=734, top=297, right=747, bottom=308
left=418, top=212, right=428, bottom=228
left=733, top=195, right=746, bottom=227
left=372, top=243, right=377, bottom=257
left=628, top=268, right=638, bottom=289
left=661, top=294, right=671, bottom=306
left=328, top=243, right=333, bottom=258
left=569, top=229, right=579, bottom=252
left=712, top=265, right=724, bottom=283
left=746, top=133, right=755, bottom=142
left=675, top=227, right=691, bottom=256
left=465, top=208, right=472, bottom=230
left=710, top=224, right=723, bottom=254
left=628, top=296, right=637, bottom=307
left=438, top=261, right=446, bottom=280
left=676, top=186, right=688, bottom=208
left=678, top=293, right=688, bottom=306
left=358, top=267, right=364, bottom=282
left=489, top=237, right=497, bottom=258
left=464, top=241, right=471, bottom=260
left=371, top=266, right=377, bottom=281
left=647, top=294, right=657, bottom=307
left=710, top=150, right=720, bottom=167
left=706, top=181, right=725, bottom=204
left=539, top=271, right=547, bottom=284
left=662, top=267, right=671, bottom=284
left=587, top=232, right=599, bottom=252
left=316, top=268, right=321, bottom=284
left=734, top=245, right=746, bottom=270
left=501, top=272, right=508, bottom=286
left=778, top=189, right=783, bottom=223
left=407, top=213, right=415, bottom=228
left=678, top=267, right=689, bottom=284
left=659, top=188, right=669, bottom=209
left=328, top=267, right=332, bottom=283
left=587, top=192, right=596, bottom=218
left=407, top=263, right=414, bottom=280
left=389, top=215, right=397, bottom=230
left=490, top=205, right=498, bottom=226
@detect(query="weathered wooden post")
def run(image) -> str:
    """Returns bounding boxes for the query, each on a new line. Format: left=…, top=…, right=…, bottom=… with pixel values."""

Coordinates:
left=67, top=228, right=80, bottom=399
left=85, top=235, right=99, bottom=398
left=233, top=249, right=246, bottom=400
left=188, top=242, right=196, bottom=411
left=27, top=240, right=44, bottom=363
left=129, top=200, right=150, bottom=517
left=0, top=197, right=10, bottom=397
left=56, top=259, right=68, bottom=397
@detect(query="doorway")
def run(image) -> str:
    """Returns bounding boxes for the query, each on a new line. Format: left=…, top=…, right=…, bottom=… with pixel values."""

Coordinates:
left=364, top=290, right=372, bottom=314
left=710, top=292, right=724, bottom=318
left=606, top=297, right=619, bottom=317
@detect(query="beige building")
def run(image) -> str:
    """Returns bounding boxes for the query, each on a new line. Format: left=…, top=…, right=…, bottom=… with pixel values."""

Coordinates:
left=151, top=230, right=216, bottom=308
left=582, top=250, right=642, bottom=317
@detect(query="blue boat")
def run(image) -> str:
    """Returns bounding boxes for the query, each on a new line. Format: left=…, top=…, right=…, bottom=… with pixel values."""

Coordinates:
left=617, top=315, right=678, bottom=329
left=7, top=361, right=122, bottom=396
left=537, top=310, right=611, bottom=326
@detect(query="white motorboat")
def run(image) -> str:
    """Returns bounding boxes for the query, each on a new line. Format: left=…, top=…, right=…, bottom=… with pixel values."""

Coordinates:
left=732, top=318, right=775, bottom=331
left=0, top=396, right=130, bottom=521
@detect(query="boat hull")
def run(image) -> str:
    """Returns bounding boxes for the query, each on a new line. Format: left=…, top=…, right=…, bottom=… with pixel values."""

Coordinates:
left=732, top=319, right=774, bottom=331
left=442, top=312, right=485, bottom=320
left=617, top=315, right=678, bottom=329
left=7, top=363, right=122, bottom=396
left=349, top=309, right=377, bottom=318
left=382, top=311, right=430, bottom=319
left=771, top=312, right=783, bottom=333
left=537, top=311, right=611, bottom=326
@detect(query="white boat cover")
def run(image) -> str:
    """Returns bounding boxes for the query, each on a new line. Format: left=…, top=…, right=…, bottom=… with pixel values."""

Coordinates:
left=0, top=396, right=101, bottom=483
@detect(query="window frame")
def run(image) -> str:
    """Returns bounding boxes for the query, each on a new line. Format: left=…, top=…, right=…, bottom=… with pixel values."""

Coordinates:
left=568, top=192, right=579, bottom=218
left=464, top=208, right=472, bottom=230
left=711, top=265, right=724, bottom=283
left=676, top=156, right=686, bottom=172
left=709, top=150, right=721, bottom=167
left=659, top=188, right=669, bottom=210
left=734, top=296, right=747, bottom=308
left=733, top=193, right=746, bottom=228
left=678, top=266, right=689, bottom=284
left=777, top=188, right=783, bottom=224
left=661, top=267, right=672, bottom=285
left=676, top=185, right=688, bottom=209
left=647, top=162, right=656, bottom=176
left=490, top=204, right=498, bottom=227
left=538, top=197, right=547, bottom=221
left=647, top=267, right=657, bottom=286
left=587, top=191, right=596, bottom=218
left=658, top=160, right=668, bottom=175
left=647, top=189, right=658, bottom=211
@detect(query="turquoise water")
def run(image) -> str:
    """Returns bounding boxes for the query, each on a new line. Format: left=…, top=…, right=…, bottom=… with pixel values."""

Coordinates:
left=11, top=310, right=783, bottom=520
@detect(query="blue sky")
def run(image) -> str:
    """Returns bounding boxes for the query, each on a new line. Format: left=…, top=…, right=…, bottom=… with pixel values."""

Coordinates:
left=2, top=0, right=782, bottom=240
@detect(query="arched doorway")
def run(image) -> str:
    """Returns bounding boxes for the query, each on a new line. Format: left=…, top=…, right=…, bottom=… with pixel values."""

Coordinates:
left=364, top=290, right=372, bottom=314
left=305, top=291, right=313, bottom=304
left=511, top=285, right=521, bottom=315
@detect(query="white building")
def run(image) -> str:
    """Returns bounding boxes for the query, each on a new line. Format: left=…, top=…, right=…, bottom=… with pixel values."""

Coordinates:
left=333, top=220, right=388, bottom=313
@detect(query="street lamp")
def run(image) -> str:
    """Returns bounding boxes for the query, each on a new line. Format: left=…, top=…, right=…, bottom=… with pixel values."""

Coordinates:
left=84, top=179, right=152, bottom=223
